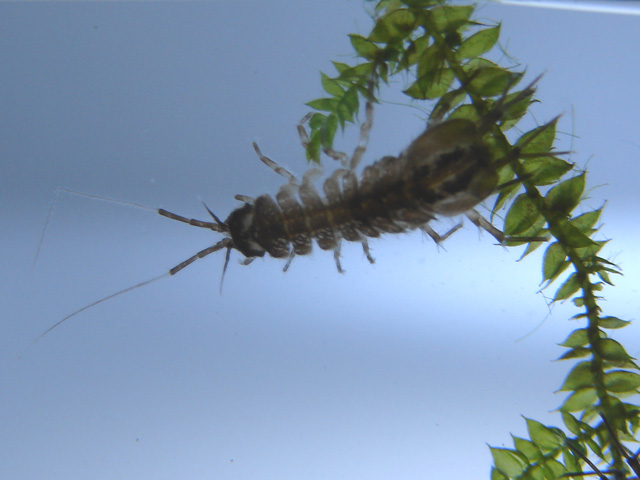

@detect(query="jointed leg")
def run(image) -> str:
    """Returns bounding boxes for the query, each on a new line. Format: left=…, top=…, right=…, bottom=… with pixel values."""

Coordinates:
left=252, top=142, right=297, bottom=184
left=333, top=241, right=343, bottom=273
left=297, top=113, right=350, bottom=166
left=349, top=92, right=374, bottom=171
left=234, top=194, right=254, bottom=205
left=465, top=210, right=505, bottom=243
left=421, top=222, right=464, bottom=247
left=360, top=238, right=375, bottom=264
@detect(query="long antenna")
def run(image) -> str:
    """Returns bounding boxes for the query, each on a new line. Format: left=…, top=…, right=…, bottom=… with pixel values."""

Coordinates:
left=19, top=272, right=170, bottom=359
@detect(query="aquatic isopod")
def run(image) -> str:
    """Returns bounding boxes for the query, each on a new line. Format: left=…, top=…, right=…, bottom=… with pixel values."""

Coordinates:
left=24, top=74, right=550, bottom=352
left=157, top=75, right=544, bottom=277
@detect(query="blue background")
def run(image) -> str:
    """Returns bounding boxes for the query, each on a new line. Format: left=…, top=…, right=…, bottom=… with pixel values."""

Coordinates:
left=3, top=1, right=640, bottom=479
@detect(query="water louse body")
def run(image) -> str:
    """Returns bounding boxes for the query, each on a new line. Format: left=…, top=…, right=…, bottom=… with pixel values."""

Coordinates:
left=24, top=76, right=550, bottom=353
left=158, top=77, right=538, bottom=276
left=201, top=118, right=495, bottom=271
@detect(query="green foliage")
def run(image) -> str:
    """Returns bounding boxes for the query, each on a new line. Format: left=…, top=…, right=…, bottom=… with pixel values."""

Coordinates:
left=304, top=1, right=637, bottom=478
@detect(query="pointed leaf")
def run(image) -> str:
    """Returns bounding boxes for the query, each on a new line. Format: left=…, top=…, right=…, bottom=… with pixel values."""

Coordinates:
left=521, top=156, right=573, bottom=186
left=561, top=412, right=581, bottom=436
left=554, top=220, right=597, bottom=248
left=517, top=122, right=557, bottom=155
left=570, top=208, right=602, bottom=233
left=428, top=5, right=474, bottom=33
left=559, top=361, right=592, bottom=391
left=560, top=328, right=589, bottom=348
left=457, top=25, right=500, bottom=59
left=349, top=34, right=379, bottom=60
left=526, top=418, right=563, bottom=451
left=504, top=193, right=541, bottom=236
left=369, top=9, right=416, bottom=43
left=604, top=370, right=640, bottom=393
left=557, top=347, right=590, bottom=361
left=599, top=316, right=630, bottom=329
left=466, top=67, right=519, bottom=97
left=513, top=436, right=542, bottom=462
left=553, top=272, right=581, bottom=301
left=542, top=242, right=568, bottom=283
left=321, top=73, right=344, bottom=97
left=545, top=174, right=585, bottom=216
left=559, top=387, right=597, bottom=412
left=306, top=97, right=338, bottom=112
left=490, top=447, right=527, bottom=477
left=600, top=338, right=633, bottom=363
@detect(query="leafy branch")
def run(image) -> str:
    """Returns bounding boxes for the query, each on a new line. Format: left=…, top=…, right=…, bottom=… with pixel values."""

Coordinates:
left=303, top=0, right=639, bottom=478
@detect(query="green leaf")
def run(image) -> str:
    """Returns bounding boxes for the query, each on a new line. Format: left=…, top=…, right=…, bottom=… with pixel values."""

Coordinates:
left=405, top=44, right=447, bottom=100
left=306, top=97, right=338, bottom=112
left=466, top=67, right=519, bottom=97
left=305, top=130, right=322, bottom=162
left=526, top=418, right=563, bottom=451
left=331, top=61, right=350, bottom=75
left=321, top=72, right=344, bottom=97
left=369, top=8, right=416, bottom=43
left=424, top=68, right=454, bottom=99
left=521, top=156, right=573, bottom=186
left=599, top=338, right=633, bottom=364
left=563, top=446, right=581, bottom=473
left=490, top=447, right=527, bottom=477
left=554, top=221, right=597, bottom=248
left=599, top=316, right=630, bottom=329
left=604, top=370, right=640, bottom=393
left=490, top=467, right=508, bottom=480
left=349, top=34, right=379, bottom=60
left=542, top=242, right=568, bottom=283
left=457, top=25, right=500, bottom=59
left=557, top=347, right=590, bottom=361
left=336, top=87, right=359, bottom=124
left=561, top=412, right=581, bottom=436
left=335, top=61, right=374, bottom=81
left=541, top=458, right=567, bottom=479
left=504, top=194, right=541, bottom=236
left=553, top=272, right=581, bottom=301
left=545, top=174, right=585, bottom=216
left=559, top=361, right=592, bottom=391
left=427, top=5, right=474, bottom=33
left=559, top=387, right=597, bottom=412
left=429, top=88, right=467, bottom=122
left=560, top=329, right=589, bottom=348
left=320, top=114, right=338, bottom=147
left=517, top=122, right=557, bottom=155
left=513, top=436, right=542, bottom=462
left=570, top=208, right=602, bottom=233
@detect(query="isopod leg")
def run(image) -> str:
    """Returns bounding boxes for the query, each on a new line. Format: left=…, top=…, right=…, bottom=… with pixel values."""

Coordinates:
left=282, top=252, right=295, bottom=272
left=421, top=223, right=464, bottom=247
left=252, top=142, right=298, bottom=184
left=465, top=210, right=505, bottom=243
left=360, top=238, right=375, bottom=264
left=234, top=194, right=254, bottom=205
left=333, top=241, right=343, bottom=273
left=297, top=113, right=349, bottom=166
left=349, top=95, right=374, bottom=171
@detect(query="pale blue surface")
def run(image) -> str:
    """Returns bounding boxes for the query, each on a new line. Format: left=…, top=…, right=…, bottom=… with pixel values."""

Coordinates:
left=2, top=2, right=640, bottom=479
